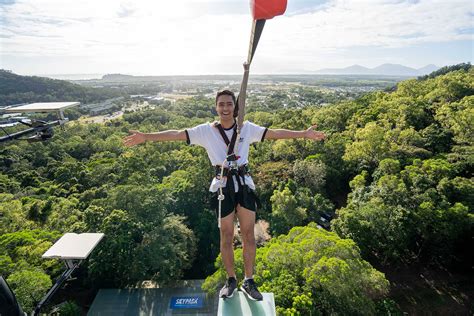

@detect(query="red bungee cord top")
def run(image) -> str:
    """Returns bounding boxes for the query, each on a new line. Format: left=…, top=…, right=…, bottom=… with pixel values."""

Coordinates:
left=251, top=0, right=287, bottom=20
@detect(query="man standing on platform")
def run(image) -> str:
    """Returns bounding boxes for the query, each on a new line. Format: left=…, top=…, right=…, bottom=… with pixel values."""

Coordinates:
left=123, top=89, right=325, bottom=301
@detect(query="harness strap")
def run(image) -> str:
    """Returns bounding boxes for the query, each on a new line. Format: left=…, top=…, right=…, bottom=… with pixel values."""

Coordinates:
left=215, top=122, right=238, bottom=157
left=215, top=164, right=250, bottom=177
left=215, top=122, right=240, bottom=229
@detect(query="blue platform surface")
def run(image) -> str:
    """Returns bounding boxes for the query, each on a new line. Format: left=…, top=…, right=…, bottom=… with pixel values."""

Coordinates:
left=218, top=292, right=276, bottom=316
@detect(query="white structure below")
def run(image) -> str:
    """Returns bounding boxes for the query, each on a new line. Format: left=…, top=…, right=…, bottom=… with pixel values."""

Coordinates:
left=42, top=233, right=104, bottom=260
left=5, top=102, right=80, bottom=113
left=34, top=233, right=104, bottom=316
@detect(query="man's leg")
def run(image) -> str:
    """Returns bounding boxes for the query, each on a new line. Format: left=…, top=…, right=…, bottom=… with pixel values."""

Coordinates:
left=220, top=211, right=236, bottom=278
left=236, top=204, right=263, bottom=301
left=219, top=210, right=238, bottom=299
left=235, top=205, right=256, bottom=279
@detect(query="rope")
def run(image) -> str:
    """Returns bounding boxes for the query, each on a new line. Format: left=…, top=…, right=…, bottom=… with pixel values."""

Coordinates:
left=247, top=19, right=266, bottom=65
left=217, top=148, right=230, bottom=228
left=217, top=19, right=266, bottom=228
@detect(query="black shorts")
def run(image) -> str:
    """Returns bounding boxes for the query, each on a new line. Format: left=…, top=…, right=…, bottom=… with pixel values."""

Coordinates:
left=211, top=185, right=259, bottom=218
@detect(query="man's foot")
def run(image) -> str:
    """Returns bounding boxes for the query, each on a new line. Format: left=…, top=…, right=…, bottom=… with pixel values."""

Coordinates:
left=240, top=279, right=263, bottom=301
left=219, top=277, right=237, bottom=299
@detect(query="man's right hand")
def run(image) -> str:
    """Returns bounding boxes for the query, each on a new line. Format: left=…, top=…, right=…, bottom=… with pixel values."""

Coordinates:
left=123, top=130, right=146, bottom=147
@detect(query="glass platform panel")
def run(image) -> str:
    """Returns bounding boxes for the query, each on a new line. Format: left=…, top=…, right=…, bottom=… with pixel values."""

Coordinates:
left=218, top=292, right=276, bottom=316
left=87, top=285, right=218, bottom=316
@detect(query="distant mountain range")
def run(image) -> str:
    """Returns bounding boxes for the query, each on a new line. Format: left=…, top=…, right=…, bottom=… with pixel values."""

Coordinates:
left=314, top=63, right=439, bottom=76
left=35, top=63, right=439, bottom=79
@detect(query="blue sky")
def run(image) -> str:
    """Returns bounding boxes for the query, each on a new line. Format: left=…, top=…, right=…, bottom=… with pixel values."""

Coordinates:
left=0, top=0, right=472, bottom=76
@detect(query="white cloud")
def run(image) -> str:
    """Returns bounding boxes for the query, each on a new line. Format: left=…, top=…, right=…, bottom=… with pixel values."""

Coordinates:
left=260, top=1, right=472, bottom=54
left=0, top=0, right=472, bottom=74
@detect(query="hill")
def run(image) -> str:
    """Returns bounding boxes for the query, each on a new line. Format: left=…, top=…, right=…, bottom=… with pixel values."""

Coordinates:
left=316, top=63, right=440, bottom=76
left=0, top=69, right=123, bottom=106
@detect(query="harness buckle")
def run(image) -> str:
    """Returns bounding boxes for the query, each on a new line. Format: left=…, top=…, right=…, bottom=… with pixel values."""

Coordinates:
left=229, top=161, right=238, bottom=171
left=226, top=153, right=239, bottom=162
left=226, top=153, right=240, bottom=171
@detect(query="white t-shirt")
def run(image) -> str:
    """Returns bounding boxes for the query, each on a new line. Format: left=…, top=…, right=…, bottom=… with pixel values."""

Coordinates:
left=185, top=121, right=268, bottom=192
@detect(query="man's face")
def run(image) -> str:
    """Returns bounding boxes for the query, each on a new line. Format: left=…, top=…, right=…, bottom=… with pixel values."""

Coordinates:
left=216, top=94, right=235, bottom=120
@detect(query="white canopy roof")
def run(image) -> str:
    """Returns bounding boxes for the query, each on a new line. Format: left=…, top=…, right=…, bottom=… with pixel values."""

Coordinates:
left=42, top=233, right=104, bottom=260
left=5, top=102, right=80, bottom=113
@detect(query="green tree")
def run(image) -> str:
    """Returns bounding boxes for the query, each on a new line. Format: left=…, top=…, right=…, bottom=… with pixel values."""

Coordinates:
left=333, top=158, right=473, bottom=264
left=343, top=122, right=390, bottom=170
left=86, top=208, right=196, bottom=287
left=86, top=209, right=146, bottom=286
left=203, top=224, right=389, bottom=315
left=7, top=269, right=52, bottom=314
left=58, top=301, right=82, bottom=316
left=270, top=185, right=307, bottom=235
left=292, top=159, right=326, bottom=194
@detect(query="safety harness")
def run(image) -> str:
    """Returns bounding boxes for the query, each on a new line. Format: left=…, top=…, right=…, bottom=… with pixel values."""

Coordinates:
left=215, top=122, right=250, bottom=228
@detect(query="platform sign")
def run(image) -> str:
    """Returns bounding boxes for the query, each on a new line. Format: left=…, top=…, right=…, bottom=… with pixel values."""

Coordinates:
left=170, top=295, right=204, bottom=309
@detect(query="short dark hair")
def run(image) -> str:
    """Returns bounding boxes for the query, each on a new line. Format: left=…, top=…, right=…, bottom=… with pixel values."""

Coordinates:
left=215, top=89, right=238, bottom=118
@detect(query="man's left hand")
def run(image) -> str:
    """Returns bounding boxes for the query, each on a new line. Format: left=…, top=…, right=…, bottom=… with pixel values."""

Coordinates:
left=305, top=125, right=325, bottom=141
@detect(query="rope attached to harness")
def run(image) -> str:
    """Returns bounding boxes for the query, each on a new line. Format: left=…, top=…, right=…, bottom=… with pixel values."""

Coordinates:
left=216, top=0, right=286, bottom=226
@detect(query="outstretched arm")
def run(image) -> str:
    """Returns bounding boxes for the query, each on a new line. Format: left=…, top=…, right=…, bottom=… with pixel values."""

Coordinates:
left=265, top=125, right=325, bottom=141
left=123, top=129, right=187, bottom=147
